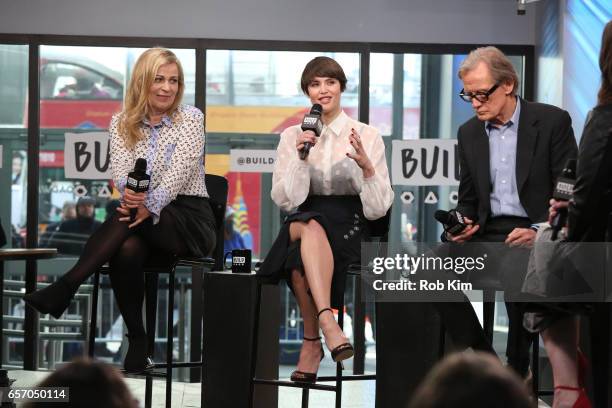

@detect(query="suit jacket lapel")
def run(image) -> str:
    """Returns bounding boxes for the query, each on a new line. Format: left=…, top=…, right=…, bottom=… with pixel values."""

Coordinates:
left=516, top=99, right=538, bottom=192
left=473, top=123, right=491, bottom=208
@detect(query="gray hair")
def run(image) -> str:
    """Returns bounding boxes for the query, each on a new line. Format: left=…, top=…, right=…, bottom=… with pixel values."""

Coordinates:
left=458, top=46, right=520, bottom=95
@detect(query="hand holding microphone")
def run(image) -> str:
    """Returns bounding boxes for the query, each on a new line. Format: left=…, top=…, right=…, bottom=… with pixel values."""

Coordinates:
left=117, top=158, right=151, bottom=227
left=549, top=159, right=576, bottom=240
left=298, top=104, right=323, bottom=160
left=434, top=209, right=479, bottom=243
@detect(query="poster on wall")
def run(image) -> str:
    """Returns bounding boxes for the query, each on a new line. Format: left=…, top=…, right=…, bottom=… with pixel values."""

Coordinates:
left=391, top=139, right=459, bottom=186
left=64, top=132, right=111, bottom=180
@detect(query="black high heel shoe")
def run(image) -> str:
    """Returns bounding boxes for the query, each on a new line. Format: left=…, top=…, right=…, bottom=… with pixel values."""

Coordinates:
left=290, top=336, right=324, bottom=383
left=317, top=308, right=354, bottom=362
left=23, top=278, right=75, bottom=319
left=124, top=334, right=155, bottom=374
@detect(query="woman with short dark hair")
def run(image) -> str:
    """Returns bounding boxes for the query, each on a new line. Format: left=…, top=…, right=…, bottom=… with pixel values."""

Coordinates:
left=259, top=56, right=393, bottom=383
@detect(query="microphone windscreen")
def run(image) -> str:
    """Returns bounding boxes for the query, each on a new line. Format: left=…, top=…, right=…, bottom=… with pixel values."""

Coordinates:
left=434, top=210, right=452, bottom=224
left=311, top=104, right=323, bottom=116
left=134, top=158, right=147, bottom=173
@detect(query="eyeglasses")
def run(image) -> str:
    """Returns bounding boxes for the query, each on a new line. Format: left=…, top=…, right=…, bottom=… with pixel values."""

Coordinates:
left=459, top=83, right=500, bottom=103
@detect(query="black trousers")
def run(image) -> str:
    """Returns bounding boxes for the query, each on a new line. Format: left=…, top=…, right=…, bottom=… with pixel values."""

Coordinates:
left=433, top=216, right=533, bottom=376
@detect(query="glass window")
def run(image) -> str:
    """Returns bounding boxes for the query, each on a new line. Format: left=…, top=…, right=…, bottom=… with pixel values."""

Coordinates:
left=206, top=50, right=359, bottom=134
left=0, top=44, right=28, bottom=249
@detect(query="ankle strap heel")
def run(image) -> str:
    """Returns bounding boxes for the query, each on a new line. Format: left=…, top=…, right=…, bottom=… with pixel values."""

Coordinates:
left=316, top=308, right=354, bottom=363
left=316, top=308, right=333, bottom=320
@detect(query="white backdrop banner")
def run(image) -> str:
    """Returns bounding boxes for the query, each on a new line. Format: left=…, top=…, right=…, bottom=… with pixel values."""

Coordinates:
left=64, top=132, right=111, bottom=179
left=391, top=139, right=459, bottom=186
left=230, top=149, right=277, bottom=173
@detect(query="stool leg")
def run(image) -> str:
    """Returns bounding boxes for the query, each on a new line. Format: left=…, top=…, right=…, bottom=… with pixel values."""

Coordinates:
left=301, top=389, right=309, bottom=408
left=87, top=270, right=100, bottom=358
left=145, top=376, right=153, bottom=408
left=353, top=275, right=365, bottom=375
left=145, top=274, right=159, bottom=356
left=336, top=305, right=344, bottom=408
left=166, top=269, right=176, bottom=408
left=531, top=334, right=539, bottom=397
left=248, top=281, right=263, bottom=408
left=145, top=273, right=158, bottom=408
left=482, top=289, right=495, bottom=344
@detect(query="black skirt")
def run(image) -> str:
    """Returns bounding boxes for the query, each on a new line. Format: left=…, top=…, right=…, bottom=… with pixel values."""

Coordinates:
left=258, top=195, right=369, bottom=308
left=160, top=195, right=216, bottom=258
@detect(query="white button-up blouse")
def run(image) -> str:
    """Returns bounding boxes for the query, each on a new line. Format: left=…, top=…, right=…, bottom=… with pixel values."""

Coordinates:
left=271, top=110, right=394, bottom=220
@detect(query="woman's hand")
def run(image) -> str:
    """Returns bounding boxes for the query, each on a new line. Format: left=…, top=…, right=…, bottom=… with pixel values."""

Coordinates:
left=123, top=188, right=146, bottom=208
left=296, top=131, right=318, bottom=159
left=118, top=188, right=151, bottom=228
left=117, top=204, right=151, bottom=228
left=346, top=128, right=375, bottom=178
left=548, top=198, right=569, bottom=224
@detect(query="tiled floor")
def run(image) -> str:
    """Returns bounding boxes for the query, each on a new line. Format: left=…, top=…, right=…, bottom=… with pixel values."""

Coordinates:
left=9, top=367, right=550, bottom=407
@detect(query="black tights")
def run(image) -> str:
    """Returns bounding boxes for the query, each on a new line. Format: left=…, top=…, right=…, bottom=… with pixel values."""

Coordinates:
left=61, top=213, right=188, bottom=336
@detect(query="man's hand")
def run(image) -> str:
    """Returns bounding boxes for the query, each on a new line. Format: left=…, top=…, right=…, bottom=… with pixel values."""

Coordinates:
left=548, top=198, right=570, bottom=224
left=448, top=217, right=479, bottom=243
left=505, top=228, right=536, bottom=248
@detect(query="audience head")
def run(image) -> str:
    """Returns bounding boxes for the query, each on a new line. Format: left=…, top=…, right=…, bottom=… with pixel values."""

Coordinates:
left=75, top=196, right=96, bottom=220
left=25, top=358, right=138, bottom=408
left=598, top=20, right=612, bottom=106
left=61, top=201, right=77, bottom=221
left=408, top=352, right=532, bottom=408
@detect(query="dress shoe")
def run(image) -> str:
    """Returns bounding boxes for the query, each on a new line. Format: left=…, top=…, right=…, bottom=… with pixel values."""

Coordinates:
left=554, top=386, right=591, bottom=408
left=317, top=308, right=354, bottom=362
left=124, top=334, right=155, bottom=373
left=23, top=278, right=75, bottom=319
left=290, top=336, right=324, bottom=383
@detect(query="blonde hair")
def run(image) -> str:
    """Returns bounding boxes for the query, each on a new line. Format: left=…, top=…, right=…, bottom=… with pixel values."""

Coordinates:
left=458, top=46, right=520, bottom=96
left=118, top=48, right=185, bottom=149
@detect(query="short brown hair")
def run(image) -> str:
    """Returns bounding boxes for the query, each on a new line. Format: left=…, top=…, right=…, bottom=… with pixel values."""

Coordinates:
left=598, top=20, right=612, bottom=106
left=25, top=358, right=138, bottom=408
left=458, top=46, right=520, bottom=95
left=300, top=56, right=347, bottom=94
left=408, top=353, right=532, bottom=408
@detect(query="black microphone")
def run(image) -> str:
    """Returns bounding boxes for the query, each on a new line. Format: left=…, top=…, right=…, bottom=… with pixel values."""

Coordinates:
left=434, top=209, right=468, bottom=236
left=299, top=104, right=323, bottom=160
left=126, top=158, right=151, bottom=221
left=550, top=159, right=576, bottom=240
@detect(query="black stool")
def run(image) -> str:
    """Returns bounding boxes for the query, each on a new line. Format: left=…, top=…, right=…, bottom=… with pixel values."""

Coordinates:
left=250, top=209, right=390, bottom=408
left=87, top=174, right=227, bottom=408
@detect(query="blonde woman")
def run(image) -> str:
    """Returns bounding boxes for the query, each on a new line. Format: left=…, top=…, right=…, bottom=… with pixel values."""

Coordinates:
left=24, top=48, right=216, bottom=373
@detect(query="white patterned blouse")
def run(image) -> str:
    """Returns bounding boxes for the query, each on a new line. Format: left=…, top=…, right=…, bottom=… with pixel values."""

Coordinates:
left=109, top=104, right=208, bottom=224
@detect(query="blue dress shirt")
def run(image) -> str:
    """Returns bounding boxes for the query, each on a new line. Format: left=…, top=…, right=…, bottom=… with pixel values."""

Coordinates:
left=486, top=98, right=529, bottom=218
